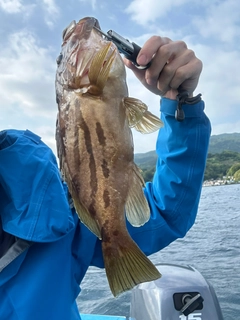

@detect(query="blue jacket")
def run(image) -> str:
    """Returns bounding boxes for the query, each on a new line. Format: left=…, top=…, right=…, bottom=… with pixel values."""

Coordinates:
left=0, top=98, right=211, bottom=319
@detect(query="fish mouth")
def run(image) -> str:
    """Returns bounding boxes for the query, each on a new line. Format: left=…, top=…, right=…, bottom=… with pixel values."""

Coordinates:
left=62, top=17, right=101, bottom=42
left=81, top=16, right=101, bottom=30
left=77, top=17, right=101, bottom=39
left=59, top=17, right=106, bottom=90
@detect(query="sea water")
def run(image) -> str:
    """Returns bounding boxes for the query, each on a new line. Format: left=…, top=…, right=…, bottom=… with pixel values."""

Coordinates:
left=77, top=184, right=240, bottom=320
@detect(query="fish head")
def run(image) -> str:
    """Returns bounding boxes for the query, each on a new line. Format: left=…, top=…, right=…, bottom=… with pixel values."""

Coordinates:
left=55, top=17, right=127, bottom=104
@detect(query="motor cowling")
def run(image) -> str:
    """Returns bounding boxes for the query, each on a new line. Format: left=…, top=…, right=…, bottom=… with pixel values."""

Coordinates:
left=129, top=263, right=224, bottom=320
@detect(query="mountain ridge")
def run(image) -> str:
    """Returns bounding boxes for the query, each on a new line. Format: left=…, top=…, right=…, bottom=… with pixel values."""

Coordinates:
left=134, top=132, right=240, bottom=161
left=134, top=133, right=240, bottom=181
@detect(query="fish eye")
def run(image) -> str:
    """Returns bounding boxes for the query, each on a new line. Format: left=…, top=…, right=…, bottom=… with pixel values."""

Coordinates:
left=62, top=20, right=76, bottom=41
left=56, top=53, right=63, bottom=65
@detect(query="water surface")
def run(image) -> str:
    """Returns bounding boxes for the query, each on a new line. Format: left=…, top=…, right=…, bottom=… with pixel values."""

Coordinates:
left=78, top=184, right=240, bottom=319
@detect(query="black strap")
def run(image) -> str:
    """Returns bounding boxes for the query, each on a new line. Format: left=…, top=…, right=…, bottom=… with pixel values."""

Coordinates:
left=175, top=90, right=202, bottom=122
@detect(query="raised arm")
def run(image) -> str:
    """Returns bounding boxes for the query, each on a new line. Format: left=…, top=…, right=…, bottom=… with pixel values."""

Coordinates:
left=91, top=35, right=211, bottom=265
left=127, top=97, right=211, bottom=254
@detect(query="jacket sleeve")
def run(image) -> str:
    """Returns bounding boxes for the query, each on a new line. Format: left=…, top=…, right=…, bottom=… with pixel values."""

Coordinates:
left=127, top=97, right=211, bottom=254
left=0, top=129, right=75, bottom=242
left=91, top=97, right=211, bottom=266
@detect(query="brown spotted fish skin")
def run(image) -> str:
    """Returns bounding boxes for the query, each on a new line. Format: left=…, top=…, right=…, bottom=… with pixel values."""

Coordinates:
left=55, top=17, right=163, bottom=297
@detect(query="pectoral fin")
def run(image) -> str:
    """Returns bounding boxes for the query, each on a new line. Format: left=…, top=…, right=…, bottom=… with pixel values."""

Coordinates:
left=125, top=163, right=150, bottom=226
left=124, top=97, right=164, bottom=133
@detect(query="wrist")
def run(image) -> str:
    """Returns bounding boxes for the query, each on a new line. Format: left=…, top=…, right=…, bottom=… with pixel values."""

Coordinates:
left=163, top=89, right=179, bottom=100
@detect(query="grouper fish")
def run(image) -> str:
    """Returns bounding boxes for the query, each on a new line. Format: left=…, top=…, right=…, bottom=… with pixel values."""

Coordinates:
left=55, top=17, right=163, bottom=297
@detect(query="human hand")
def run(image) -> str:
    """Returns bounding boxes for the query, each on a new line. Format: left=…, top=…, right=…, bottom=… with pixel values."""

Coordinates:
left=124, top=36, right=203, bottom=100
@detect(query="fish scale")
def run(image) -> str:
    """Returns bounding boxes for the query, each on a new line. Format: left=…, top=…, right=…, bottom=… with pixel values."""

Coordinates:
left=55, top=16, right=164, bottom=297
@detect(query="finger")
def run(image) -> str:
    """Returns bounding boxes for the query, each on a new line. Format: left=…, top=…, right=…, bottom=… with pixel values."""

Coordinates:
left=123, top=57, right=138, bottom=71
left=123, top=57, right=146, bottom=83
left=123, top=57, right=163, bottom=95
left=158, top=53, right=202, bottom=95
left=145, top=40, right=188, bottom=88
left=124, top=36, right=173, bottom=93
left=169, top=58, right=203, bottom=94
left=136, top=36, right=172, bottom=66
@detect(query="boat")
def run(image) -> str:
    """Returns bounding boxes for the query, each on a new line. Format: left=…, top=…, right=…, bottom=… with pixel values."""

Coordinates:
left=80, top=263, right=224, bottom=320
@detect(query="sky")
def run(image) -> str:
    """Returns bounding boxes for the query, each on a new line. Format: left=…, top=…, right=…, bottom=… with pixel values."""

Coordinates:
left=0, top=0, right=240, bottom=155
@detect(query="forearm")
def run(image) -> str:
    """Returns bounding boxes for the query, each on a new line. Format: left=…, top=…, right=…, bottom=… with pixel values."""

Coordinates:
left=154, top=97, right=210, bottom=225
left=128, top=97, right=211, bottom=253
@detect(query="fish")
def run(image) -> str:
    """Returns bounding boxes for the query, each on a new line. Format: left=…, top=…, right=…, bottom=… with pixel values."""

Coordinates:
left=55, top=17, right=163, bottom=297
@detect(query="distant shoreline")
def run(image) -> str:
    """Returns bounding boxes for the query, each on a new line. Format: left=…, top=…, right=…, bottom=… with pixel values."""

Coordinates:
left=203, top=180, right=239, bottom=187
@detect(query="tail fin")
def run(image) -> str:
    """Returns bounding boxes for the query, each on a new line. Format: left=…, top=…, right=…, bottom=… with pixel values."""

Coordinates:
left=102, top=234, right=161, bottom=297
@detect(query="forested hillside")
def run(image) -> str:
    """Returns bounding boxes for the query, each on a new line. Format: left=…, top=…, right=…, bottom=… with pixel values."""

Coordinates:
left=208, top=133, right=240, bottom=153
left=134, top=133, right=240, bottom=182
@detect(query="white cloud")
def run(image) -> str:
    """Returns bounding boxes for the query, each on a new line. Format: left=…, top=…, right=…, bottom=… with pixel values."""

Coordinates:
left=211, top=121, right=240, bottom=136
left=0, top=0, right=36, bottom=17
left=37, top=125, right=58, bottom=154
left=0, top=0, right=23, bottom=13
left=125, top=0, right=240, bottom=46
left=125, top=31, right=240, bottom=151
left=188, top=43, right=240, bottom=138
left=1, top=1, right=239, bottom=154
left=0, top=30, right=56, bottom=114
left=195, top=44, right=240, bottom=116
left=41, top=0, right=60, bottom=28
left=78, top=0, right=96, bottom=10
left=125, top=0, right=190, bottom=26
left=0, top=29, right=57, bottom=150
left=0, top=0, right=59, bottom=28
left=193, top=0, right=240, bottom=45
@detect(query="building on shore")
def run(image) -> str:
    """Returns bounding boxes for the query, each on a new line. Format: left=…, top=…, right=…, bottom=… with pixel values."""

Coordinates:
left=203, top=177, right=239, bottom=187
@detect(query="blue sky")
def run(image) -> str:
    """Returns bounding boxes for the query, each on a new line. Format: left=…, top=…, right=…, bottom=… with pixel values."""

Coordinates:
left=1, top=0, right=240, bottom=154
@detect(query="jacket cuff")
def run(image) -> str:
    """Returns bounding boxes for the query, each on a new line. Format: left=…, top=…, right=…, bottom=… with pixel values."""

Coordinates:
left=160, top=97, right=205, bottom=118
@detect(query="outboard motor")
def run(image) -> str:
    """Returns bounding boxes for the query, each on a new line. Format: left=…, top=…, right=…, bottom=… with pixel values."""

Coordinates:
left=130, top=263, right=224, bottom=320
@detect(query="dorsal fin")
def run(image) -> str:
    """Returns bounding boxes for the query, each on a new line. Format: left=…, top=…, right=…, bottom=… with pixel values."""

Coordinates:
left=87, top=43, right=116, bottom=95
